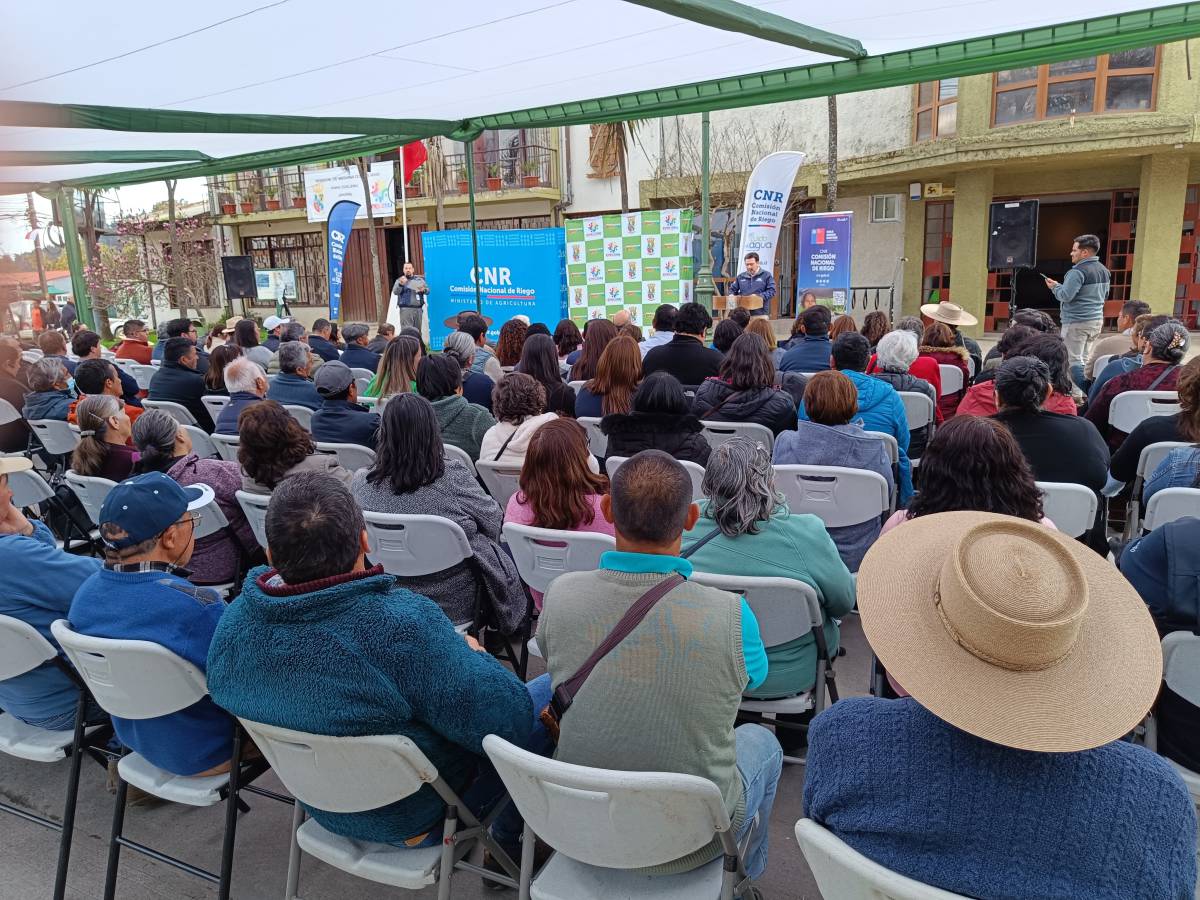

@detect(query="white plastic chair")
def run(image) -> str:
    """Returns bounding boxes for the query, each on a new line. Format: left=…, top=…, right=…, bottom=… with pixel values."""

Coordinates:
left=238, top=719, right=519, bottom=899
left=64, top=470, right=117, bottom=526
left=700, top=420, right=774, bottom=454
left=1035, top=481, right=1098, bottom=539
left=1123, top=441, right=1190, bottom=540
left=795, top=818, right=969, bottom=899
left=606, top=455, right=706, bottom=501
left=1109, top=390, right=1181, bottom=435
left=29, top=418, right=80, bottom=456
left=483, top=734, right=750, bottom=900
left=897, top=391, right=935, bottom=457
left=443, top=442, right=476, bottom=475
left=184, top=424, right=219, bottom=460
left=476, top=459, right=523, bottom=508
left=0, top=397, right=22, bottom=425
left=315, top=441, right=376, bottom=473
left=21, top=349, right=44, bottom=364
left=966, top=355, right=977, bottom=379
left=235, top=490, right=271, bottom=549
left=502, top=522, right=615, bottom=594
left=7, top=467, right=95, bottom=550
left=363, top=512, right=474, bottom=578
left=210, top=431, right=241, bottom=462
left=201, top=395, right=231, bottom=422
left=567, top=380, right=587, bottom=393
left=774, top=464, right=890, bottom=530
left=1142, top=487, right=1200, bottom=533
left=128, top=364, right=157, bottom=390
left=864, top=431, right=900, bottom=510
left=282, top=404, right=313, bottom=431
left=937, top=364, right=964, bottom=397
left=576, top=416, right=609, bottom=458
left=142, top=398, right=198, bottom=426
left=349, top=367, right=375, bottom=381
left=1092, top=353, right=1115, bottom=377
left=1148, top=633, right=1200, bottom=831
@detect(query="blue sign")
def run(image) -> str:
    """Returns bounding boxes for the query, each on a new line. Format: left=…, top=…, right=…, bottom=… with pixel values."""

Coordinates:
left=423, top=228, right=567, bottom=350
left=326, top=199, right=359, bottom=322
left=797, top=211, right=853, bottom=313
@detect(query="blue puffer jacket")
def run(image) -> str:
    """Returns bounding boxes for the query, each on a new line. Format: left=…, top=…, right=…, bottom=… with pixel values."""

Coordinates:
left=22, top=389, right=72, bottom=421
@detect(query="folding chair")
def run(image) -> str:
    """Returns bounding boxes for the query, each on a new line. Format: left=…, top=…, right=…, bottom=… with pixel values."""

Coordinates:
left=350, top=368, right=373, bottom=395
left=502, top=522, right=615, bottom=595
left=50, top=620, right=282, bottom=900
left=64, top=470, right=117, bottom=527
left=21, top=349, right=45, bottom=364
left=690, top=572, right=836, bottom=764
left=1142, top=487, right=1200, bottom=533
left=1092, top=354, right=1115, bottom=378
left=185, top=424, right=219, bottom=460
left=774, top=464, right=890, bottom=546
left=201, top=395, right=232, bottom=422
left=314, top=441, right=376, bottom=473
left=700, top=420, right=774, bottom=454
left=29, top=418, right=80, bottom=457
left=575, top=416, right=609, bottom=458
left=864, top=431, right=900, bottom=511
left=607, top=455, right=706, bottom=500
left=1144, top=632, right=1200, bottom=843
left=239, top=719, right=520, bottom=899
left=937, top=365, right=964, bottom=397
left=235, top=490, right=271, bottom=549
left=1035, top=481, right=1098, bottom=539
left=1123, top=441, right=1192, bottom=541
left=795, top=819, right=969, bottom=899
left=0, top=615, right=113, bottom=900
left=567, top=380, right=587, bottom=393
left=483, top=734, right=752, bottom=900
left=0, top=396, right=22, bottom=426
left=476, top=459, right=523, bottom=508
left=896, top=391, right=934, bottom=464
left=283, top=404, right=313, bottom=431
left=210, top=431, right=241, bottom=462
left=193, top=491, right=238, bottom=596
left=443, top=442, right=476, bottom=475
left=142, top=398, right=198, bottom=426
left=128, top=364, right=157, bottom=391
left=8, top=467, right=96, bottom=552
left=1109, top=391, right=1181, bottom=436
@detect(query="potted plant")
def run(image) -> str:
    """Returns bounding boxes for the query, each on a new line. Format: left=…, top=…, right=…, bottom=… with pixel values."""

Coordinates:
left=456, top=165, right=469, bottom=193
left=522, top=160, right=541, bottom=188
left=264, top=182, right=281, bottom=211
left=486, top=163, right=502, bottom=191
left=239, top=185, right=258, bottom=215
left=219, top=192, right=236, bottom=215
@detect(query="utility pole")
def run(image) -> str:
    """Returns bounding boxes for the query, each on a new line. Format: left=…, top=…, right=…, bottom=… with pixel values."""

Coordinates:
left=694, top=111, right=716, bottom=311
left=26, top=193, right=49, bottom=306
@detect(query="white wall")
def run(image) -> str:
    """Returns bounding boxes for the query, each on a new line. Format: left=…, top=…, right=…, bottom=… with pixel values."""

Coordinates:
left=838, top=194, right=908, bottom=320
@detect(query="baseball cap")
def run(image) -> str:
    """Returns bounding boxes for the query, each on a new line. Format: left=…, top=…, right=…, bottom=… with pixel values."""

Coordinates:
left=314, top=360, right=355, bottom=397
left=264, top=315, right=292, bottom=331
left=98, top=472, right=213, bottom=550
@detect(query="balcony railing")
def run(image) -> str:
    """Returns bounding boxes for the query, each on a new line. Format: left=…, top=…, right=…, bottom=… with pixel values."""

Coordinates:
left=211, top=167, right=308, bottom=215
left=408, top=144, right=558, bottom=199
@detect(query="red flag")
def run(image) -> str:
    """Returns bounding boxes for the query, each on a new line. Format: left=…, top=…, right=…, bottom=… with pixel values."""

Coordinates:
left=400, top=141, right=428, bottom=186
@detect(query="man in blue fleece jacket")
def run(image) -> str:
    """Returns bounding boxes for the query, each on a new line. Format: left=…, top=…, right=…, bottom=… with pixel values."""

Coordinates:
left=206, top=472, right=549, bottom=855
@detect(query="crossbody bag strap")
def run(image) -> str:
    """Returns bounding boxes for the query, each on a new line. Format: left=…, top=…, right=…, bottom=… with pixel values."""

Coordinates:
left=680, top=526, right=723, bottom=558
left=1147, top=365, right=1179, bottom=392
left=492, top=428, right=519, bottom=461
left=700, top=388, right=743, bottom=419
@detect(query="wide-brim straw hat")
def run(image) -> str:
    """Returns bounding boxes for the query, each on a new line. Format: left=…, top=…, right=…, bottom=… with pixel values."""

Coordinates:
left=857, top=511, right=1162, bottom=752
left=222, top=316, right=244, bottom=335
left=920, top=301, right=978, bottom=328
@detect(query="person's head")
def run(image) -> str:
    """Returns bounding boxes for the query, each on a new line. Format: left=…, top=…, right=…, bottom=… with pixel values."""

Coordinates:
left=1009, top=332, right=1072, bottom=396
left=97, top=472, right=209, bottom=567
left=800, top=303, right=832, bottom=337
left=496, top=319, right=529, bottom=367
left=367, top=393, right=445, bottom=494
left=224, top=357, right=268, bottom=397
left=415, top=353, right=462, bottom=401
left=342, top=322, right=370, bottom=347
left=803, top=370, right=858, bottom=426
left=492, top=372, right=545, bottom=423
left=131, top=408, right=191, bottom=473
left=237, top=400, right=316, bottom=490
left=1144, top=320, right=1190, bottom=365
left=266, top=473, right=369, bottom=584
left=994, top=354, right=1054, bottom=413
left=441, top=331, right=477, bottom=372
left=743, top=251, right=760, bottom=275
left=588, top=334, right=642, bottom=416
left=553, top=319, right=583, bottom=358
left=280, top=321, right=306, bottom=344
left=1070, top=233, right=1101, bottom=264
left=1118, top=300, right=1152, bottom=331
left=277, top=341, right=311, bottom=377
left=71, top=330, right=102, bottom=359
left=906, top=416, right=1043, bottom=522
left=896, top=315, right=925, bottom=341
left=72, top=394, right=131, bottom=475
left=745, top=316, right=776, bottom=352
left=703, top=436, right=784, bottom=538
left=618, top=321, right=644, bottom=343
left=719, top=332, right=775, bottom=391
left=828, top=314, right=858, bottom=340
left=163, top=317, right=198, bottom=342
left=204, top=343, right=243, bottom=391
left=402, top=261, right=415, bottom=277
left=121, top=319, right=148, bottom=342
left=73, top=358, right=121, bottom=399
left=651, top=304, right=677, bottom=334
left=311, top=318, right=333, bottom=339
left=37, top=331, right=67, bottom=356
left=994, top=323, right=1037, bottom=361
left=28, top=357, right=68, bottom=392
left=800, top=290, right=818, bottom=309
left=398, top=327, right=426, bottom=357
left=1175, top=357, right=1200, bottom=443
left=263, top=315, right=291, bottom=337
left=712, top=318, right=743, bottom=354
left=374, top=324, right=397, bottom=343
left=674, top=302, right=713, bottom=339
left=921, top=321, right=953, bottom=348
left=602, top=450, right=698, bottom=554
left=163, top=336, right=198, bottom=368
left=831, top=332, right=871, bottom=373
left=1132, top=313, right=1166, bottom=349
left=874, top=330, right=919, bottom=373
left=611, top=309, right=631, bottom=329
left=518, top=333, right=563, bottom=391
left=727, top=307, right=751, bottom=329
left=376, top=334, right=422, bottom=397
left=860, top=311, right=890, bottom=346
left=458, top=314, right=489, bottom=347
left=0, top=339, right=21, bottom=378
left=314, top=360, right=357, bottom=403
left=570, top=318, right=619, bottom=381
left=1010, top=308, right=1054, bottom=333
left=631, top=370, right=689, bottom=416
left=518, top=418, right=609, bottom=530
left=528, top=323, right=551, bottom=339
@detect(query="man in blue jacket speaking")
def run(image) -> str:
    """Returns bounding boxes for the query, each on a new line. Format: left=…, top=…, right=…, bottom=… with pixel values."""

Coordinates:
left=1044, top=233, right=1110, bottom=388
left=727, top=252, right=775, bottom=317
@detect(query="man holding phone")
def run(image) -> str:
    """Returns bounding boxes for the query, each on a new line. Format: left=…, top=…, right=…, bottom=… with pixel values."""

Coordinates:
left=1044, top=234, right=1110, bottom=388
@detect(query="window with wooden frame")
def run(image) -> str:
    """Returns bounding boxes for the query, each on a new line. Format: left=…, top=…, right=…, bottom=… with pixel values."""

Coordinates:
left=992, top=46, right=1160, bottom=126
left=914, top=79, right=958, bottom=141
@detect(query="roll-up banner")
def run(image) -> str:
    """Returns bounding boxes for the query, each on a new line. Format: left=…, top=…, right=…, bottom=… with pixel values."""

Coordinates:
left=326, top=199, right=359, bottom=322
left=737, top=151, right=805, bottom=273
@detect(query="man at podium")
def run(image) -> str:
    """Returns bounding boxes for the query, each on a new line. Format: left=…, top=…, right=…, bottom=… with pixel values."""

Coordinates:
left=727, top=251, right=775, bottom=317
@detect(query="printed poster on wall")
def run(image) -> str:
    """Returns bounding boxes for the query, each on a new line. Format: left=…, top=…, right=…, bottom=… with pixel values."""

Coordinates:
left=797, top=211, right=853, bottom=313
left=304, top=163, right=395, bottom=223
left=564, top=209, right=694, bottom=328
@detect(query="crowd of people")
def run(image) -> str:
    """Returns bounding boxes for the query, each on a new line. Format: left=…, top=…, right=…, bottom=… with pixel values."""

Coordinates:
left=0, top=293, right=1197, bottom=900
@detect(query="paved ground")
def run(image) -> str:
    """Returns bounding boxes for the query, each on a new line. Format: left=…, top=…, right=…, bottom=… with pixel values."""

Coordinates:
left=0, top=618, right=872, bottom=900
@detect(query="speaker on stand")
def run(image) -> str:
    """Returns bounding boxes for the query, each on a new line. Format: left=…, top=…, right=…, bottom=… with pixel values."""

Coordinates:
left=221, top=255, right=258, bottom=316
left=988, top=200, right=1039, bottom=318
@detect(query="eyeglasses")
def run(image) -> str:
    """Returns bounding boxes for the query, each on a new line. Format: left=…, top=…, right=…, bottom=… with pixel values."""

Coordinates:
left=175, top=512, right=201, bottom=531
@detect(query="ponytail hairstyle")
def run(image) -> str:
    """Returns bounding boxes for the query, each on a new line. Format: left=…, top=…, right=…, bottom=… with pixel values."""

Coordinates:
left=131, top=409, right=182, bottom=474
left=71, top=394, right=120, bottom=476
left=994, top=356, right=1052, bottom=413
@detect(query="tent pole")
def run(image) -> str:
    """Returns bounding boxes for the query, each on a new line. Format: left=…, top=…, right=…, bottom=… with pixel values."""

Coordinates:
left=465, top=139, right=482, bottom=313
left=694, top=111, right=716, bottom=312
left=58, top=187, right=93, bottom=330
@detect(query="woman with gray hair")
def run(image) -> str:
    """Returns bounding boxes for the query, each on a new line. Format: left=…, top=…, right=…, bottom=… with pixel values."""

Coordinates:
left=869, top=318, right=944, bottom=402
left=866, top=330, right=938, bottom=458
left=21, top=357, right=72, bottom=420
left=442, top=329, right=495, bottom=412
left=681, top=436, right=855, bottom=748
left=71, top=393, right=136, bottom=480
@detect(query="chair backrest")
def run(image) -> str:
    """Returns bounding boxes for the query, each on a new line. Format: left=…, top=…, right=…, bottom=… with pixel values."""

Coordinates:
left=966, top=355, right=977, bottom=378
left=50, top=619, right=209, bottom=720
left=193, top=491, right=230, bottom=540
left=795, top=819, right=970, bottom=900
left=1108, top=390, right=1181, bottom=435
left=282, top=404, right=313, bottom=431
left=443, top=442, right=476, bottom=474
left=937, top=364, right=964, bottom=396
left=576, top=416, right=608, bottom=457
left=700, top=420, right=775, bottom=454
left=482, top=734, right=731, bottom=870
left=475, top=459, right=522, bottom=507
left=235, top=490, right=270, bottom=549
left=210, top=431, right=241, bottom=462
left=29, top=418, right=80, bottom=456
left=7, top=468, right=55, bottom=510
left=690, top=572, right=822, bottom=648
left=21, top=349, right=44, bottom=364
left=129, top=364, right=157, bottom=390
left=1162, top=631, right=1200, bottom=709
left=864, top=431, right=899, bottom=466
left=1136, top=441, right=1191, bottom=480
left=236, top=718, right=437, bottom=813
left=1142, top=487, right=1200, bottom=532
left=606, top=454, right=706, bottom=501
left=314, top=441, right=376, bottom=473
left=64, top=470, right=117, bottom=526
left=897, top=391, right=934, bottom=432
left=567, top=380, right=587, bottom=393
left=0, top=397, right=22, bottom=426
left=354, top=377, right=371, bottom=395
left=774, top=464, right=889, bottom=528
left=142, top=398, right=198, bottom=426
left=349, top=367, right=374, bottom=380
left=502, top=522, right=616, bottom=594
left=0, top=614, right=60, bottom=681
left=200, top=395, right=231, bottom=421
left=363, top=511, right=474, bottom=577
left=183, top=424, right=218, bottom=460
left=1035, top=481, right=1098, bottom=538
left=1092, top=354, right=1115, bottom=377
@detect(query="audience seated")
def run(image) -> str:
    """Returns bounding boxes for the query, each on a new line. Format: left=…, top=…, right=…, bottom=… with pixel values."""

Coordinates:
left=960, top=332, right=1079, bottom=418
left=366, top=323, right=395, bottom=355
left=639, top=304, right=676, bottom=358
left=921, top=301, right=982, bottom=375
left=775, top=371, right=894, bottom=571
left=202, top=344, right=241, bottom=397
left=554, top=318, right=583, bottom=366
left=310, top=360, right=380, bottom=450
left=919, top=322, right=970, bottom=420
left=779, top=305, right=833, bottom=374
left=239, top=400, right=351, bottom=494
left=37, top=331, right=76, bottom=376
left=480, top=372, right=561, bottom=468
left=538, top=450, right=781, bottom=881
left=805, top=509, right=1197, bottom=900
left=306, top=318, right=341, bottom=363
left=364, top=334, right=421, bottom=399
left=746, top=316, right=784, bottom=367
left=692, top=333, right=797, bottom=436
left=265, top=322, right=323, bottom=376
left=974, top=323, right=1036, bottom=382
left=70, top=358, right=144, bottom=427
left=416, top=354, right=496, bottom=461
left=72, top=330, right=141, bottom=406
left=132, top=409, right=259, bottom=586
left=339, top=323, right=381, bottom=373
left=827, top=314, right=857, bottom=341
left=866, top=331, right=938, bottom=458
left=569, top=318, right=619, bottom=382
left=601, top=371, right=711, bottom=466
left=859, top=311, right=890, bottom=351
left=1144, top=441, right=1200, bottom=505
left=213, top=358, right=267, bottom=435
left=22, top=357, right=72, bottom=421
left=71, top=394, right=137, bottom=481
left=152, top=317, right=210, bottom=374
left=495, top=319, right=528, bottom=369
left=458, top=315, right=504, bottom=382
left=0, top=339, right=30, bottom=451
left=870, top=315, right=943, bottom=396
left=441, top=331, right=496, bottom=412
left=113, top=318, right=153, bottom=365
left=1085, top=299, right=1150, bottom=381
left=0, top=456, right=103, bottom=732
left=1108, top=356, right=1199, bottom=493
left=352, top=394, right=528, bottom=633
left=504, top=417, right=614, bottom=608
left=1087, top=312, right=1157, bottom=405
left=518, top=333, right=576, bottom=417
left=68, top=473, right=237, bottom=776
left=642, top=302, right=722, bottom=385
left=575, top=334, right=641, bottom=418
left=1087, top=321, right=1189, bottom=450
left=712, top=318, right=743, bottom=355
left=149, top=337, right=214, bottom=431
left=265, top=341, right=322, bottom=410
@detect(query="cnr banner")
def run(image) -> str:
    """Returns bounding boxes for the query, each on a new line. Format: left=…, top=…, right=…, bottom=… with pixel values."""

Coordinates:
left=737, top=151, right=805, bottom=273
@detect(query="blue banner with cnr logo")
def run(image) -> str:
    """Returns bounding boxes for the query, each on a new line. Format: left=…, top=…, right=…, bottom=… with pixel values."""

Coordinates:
left=326, top=199, right=359, bottom=322
left=797, top=211, right=853, bottom=313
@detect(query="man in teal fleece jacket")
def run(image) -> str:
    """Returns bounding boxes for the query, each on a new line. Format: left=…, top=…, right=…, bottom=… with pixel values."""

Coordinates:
left=206, top=472, right=549, bottom=853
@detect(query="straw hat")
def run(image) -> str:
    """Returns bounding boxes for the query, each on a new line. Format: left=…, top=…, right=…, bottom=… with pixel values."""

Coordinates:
left=221, top=316, right=244, bottom=335
left=857, top=511, right=1162, bottom=752
left=920, top=301, right=978, bottom=328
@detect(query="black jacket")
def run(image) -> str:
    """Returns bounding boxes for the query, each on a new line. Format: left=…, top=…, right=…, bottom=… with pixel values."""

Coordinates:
left=641, top=335, right=723, bottom=388
left=341, top=344, right=381, bottom=373
left=1109, top=414, right=1183, bottom=485
left=312, top=399, right=380, bottom=450
left=540, top=380, right=576, bottom=418
left=148, top=362, right=214, bottom=432
left=308, top=335, right=341, bottom=363
left=600, top=411, right=711, bottom=465
left=691, top=379, right=797, bottom=437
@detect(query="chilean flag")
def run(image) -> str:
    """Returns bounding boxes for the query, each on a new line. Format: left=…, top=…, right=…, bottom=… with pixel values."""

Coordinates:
left=400, top=141, right=428, bottom=186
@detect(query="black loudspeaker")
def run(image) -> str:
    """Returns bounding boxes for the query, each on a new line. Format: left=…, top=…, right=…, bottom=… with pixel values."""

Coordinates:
left=221, top=255, right=258, bottom=301
left=987, top=200, right=1039, bottom=269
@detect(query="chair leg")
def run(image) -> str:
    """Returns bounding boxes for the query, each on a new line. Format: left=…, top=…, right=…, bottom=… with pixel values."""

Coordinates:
left=217, top=727, right=246, bottom=900
left=437, top=805, right=459, bottom=900
left=102, top=769, right=129, bottom=900
left=52, top=691, right=89, bottom=900
left=284, top=802, right=305, bottom=900
left=518, top=821, right=535, bottom=900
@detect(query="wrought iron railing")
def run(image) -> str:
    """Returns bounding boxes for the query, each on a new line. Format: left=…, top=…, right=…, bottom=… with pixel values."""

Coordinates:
left=412, top=144, right=558, bottom=198
left=210, top=167, right=309, bottom=215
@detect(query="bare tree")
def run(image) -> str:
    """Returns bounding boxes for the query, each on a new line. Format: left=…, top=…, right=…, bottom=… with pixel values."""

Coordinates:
left=355, top=157, right=387, bottom=329
left=80, top=190, right=114, bottom=339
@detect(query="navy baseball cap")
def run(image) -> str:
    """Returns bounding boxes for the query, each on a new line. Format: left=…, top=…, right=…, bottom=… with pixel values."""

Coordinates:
left=98, top=472, right=213, bottom=550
